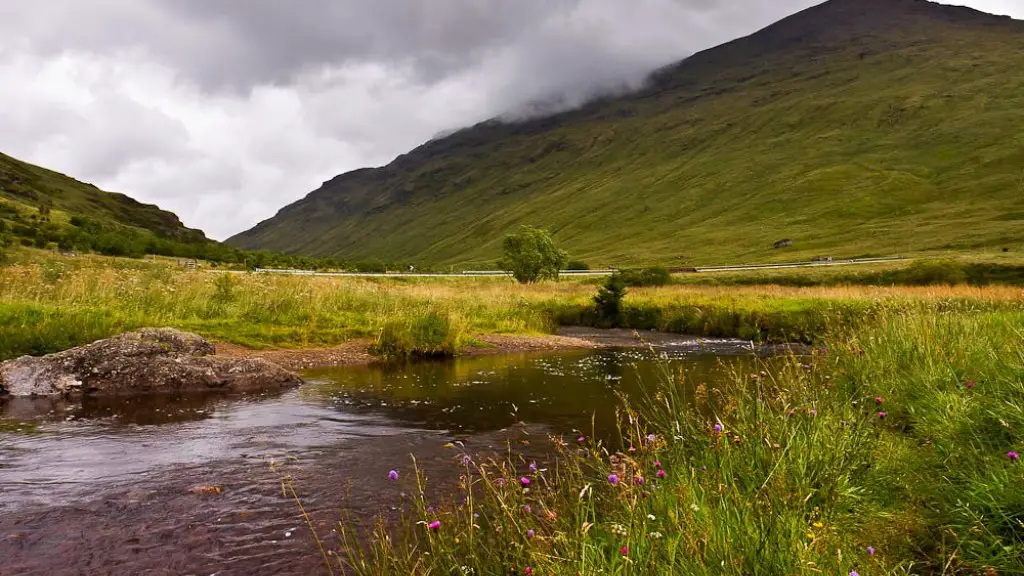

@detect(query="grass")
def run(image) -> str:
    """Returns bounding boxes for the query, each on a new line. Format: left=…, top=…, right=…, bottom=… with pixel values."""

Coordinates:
left=229, top=1, right=1024, bottom=268
left=2, top=252, right=1023, bottom=361
left=319, top=307, right=1024, bottom=575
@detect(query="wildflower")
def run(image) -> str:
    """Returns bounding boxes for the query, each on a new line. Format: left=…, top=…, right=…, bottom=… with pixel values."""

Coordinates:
left=1009, top=451, right=1020, bottom=462
left=428, top=521, right=441, bottom=531
left=524, top=568, right=533, bottom=575
left=388, top=470, right=399, bottom=481
left=529, top=462, right=538, bottom=473
left=648, top=531, right=664, bottom=539
left=874, top=396, right=884, bottom=405
left=521, top=477, right=531, bottom=487
left=495, top=478, right=507, bottom=487
left=657, top=470, right=667, bottom=479
left=713, top=423, right=723, bottom=433
left=620, top=545, right=629, bottom=556
left=610, top=523, right=627, bottom=537
left=634, top=475, right=646, bottom=486
left=867, top=546, right=876, bottom=556
left=527, top=529, right=535, bottom=538
left=647, top=433, right=657, bottom=444
left=608, top=474, right=620, bottom=485
left=462, top=455, right=472, bottom=466
left=878, top=411, right=887, bottom=420
left=850, top=572, right=859, bottom=576
left=966, top=381, right=976, bottom=389
left=628, top=445, right=637, bottom=453
left=647, top=514, right=656, bottom=521
left=809, top=409, right=818, bottom=416
left=577, top=436, right=585, bottom=443
left=654, top=460, right=662, bottom=469
left=524, top=505, right=532, bottom=514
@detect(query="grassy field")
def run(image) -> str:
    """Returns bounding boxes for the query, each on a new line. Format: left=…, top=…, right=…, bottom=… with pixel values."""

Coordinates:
left=2, top=251, right=1022, bottom=573
left=2, top=251, right=1023, bottom=361
left=332, top=307, right=1024, bottom=575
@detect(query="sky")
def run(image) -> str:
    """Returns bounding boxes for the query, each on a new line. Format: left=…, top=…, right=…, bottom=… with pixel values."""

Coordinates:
left=1, top=1, right=1021, bottom=240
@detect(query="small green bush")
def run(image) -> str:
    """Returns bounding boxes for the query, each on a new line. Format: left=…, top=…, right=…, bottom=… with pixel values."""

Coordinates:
left=371, top=311, right=465, bottom=361
left=593, top=276, right=627, bottom=327
left=566, top=260, right=591, bottom=271
left=614, top=266, right=672, bottom=287
left=883, top=259, right=968, bottom=286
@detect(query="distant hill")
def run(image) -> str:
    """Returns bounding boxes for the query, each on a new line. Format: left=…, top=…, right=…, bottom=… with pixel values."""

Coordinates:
left=228, top=0, right=1024, bottom=267
left=0, top=152, right=206, bottom=243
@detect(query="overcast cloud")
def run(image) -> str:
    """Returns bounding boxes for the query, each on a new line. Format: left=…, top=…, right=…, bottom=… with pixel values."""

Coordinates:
left=1, top=0, right=1021, bottom=239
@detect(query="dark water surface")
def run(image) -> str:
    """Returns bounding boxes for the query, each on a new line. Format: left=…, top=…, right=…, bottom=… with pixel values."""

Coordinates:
left=0, top=340, right=775, bottom=575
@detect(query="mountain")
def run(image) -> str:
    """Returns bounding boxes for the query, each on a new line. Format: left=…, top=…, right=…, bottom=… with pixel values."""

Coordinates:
left=0, top=152, right=206, bottom=243
left=228, top=0, right=1024, bottom=267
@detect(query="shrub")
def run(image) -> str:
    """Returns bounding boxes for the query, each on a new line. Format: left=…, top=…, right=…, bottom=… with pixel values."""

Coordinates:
left=371, top=311, right=465, bottom=361
left=566, top=260, right=591, bottom=271
left=614, top=266, right=671, bottom=287
left=593, top=275, right=627, bottom=327
left=883, top=259, right=968, bottom=286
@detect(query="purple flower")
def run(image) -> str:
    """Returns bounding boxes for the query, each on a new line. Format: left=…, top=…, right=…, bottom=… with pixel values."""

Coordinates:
left=1009, top=451, right=1020, bottom=462
left=867, top=546, right=876, bottom=556
left=809, top=409, right=818, bottom=416
left=388, top=470, right=399, bottom=481
left=647, top=433, right=657, bottom=444
left=620, top=545, right=629, bottom=556
left=524, top=568, right=533, bottom=576
left=462, top=455, right=472, bottom=466
left=529, top=462, right=538, bottom=473
left=526, top=529, right=535, bottom=538
left=878, top=411, right=888, bottom=420
left=849, top=572, right=859, bottom=576
left=577, top=436, right=585, bottom=443
left=713, top=424, right=723, bottom=433
left=654, top=460, right=662, bottom=469
left=634, top=475, right=646, bottom=486
left=520, top=477, right=531, bottom=487
left=608, top=474, right=620, bottom=485
left=874, top=396, right=884, bottom=405
left=657, top=470, right=667, bottom=479
left=523, top=505, right=532, bottom=514
left=966, top=381, right=976, bottom=389
left=427, top=521, right=441, bottom=531
left=628, top=445, right=637, bottom=453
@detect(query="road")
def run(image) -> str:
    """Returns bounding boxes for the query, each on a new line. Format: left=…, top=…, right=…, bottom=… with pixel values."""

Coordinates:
left=245, top=257, right=908, bottom=278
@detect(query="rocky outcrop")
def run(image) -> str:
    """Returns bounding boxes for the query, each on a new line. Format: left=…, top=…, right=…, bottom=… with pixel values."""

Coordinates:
left=0, top=328, right=302, bottom=397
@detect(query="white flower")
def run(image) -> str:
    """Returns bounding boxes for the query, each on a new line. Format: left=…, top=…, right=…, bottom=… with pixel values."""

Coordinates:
left=690, top=503, right=700, bottom=512
left=647, top=514, right=656, bottom=521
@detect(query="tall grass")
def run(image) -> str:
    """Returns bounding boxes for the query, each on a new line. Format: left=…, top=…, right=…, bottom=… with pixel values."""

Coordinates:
left=325, top=308, right=1023, bottom=574
left=1, top=257, right=1023, bottom=359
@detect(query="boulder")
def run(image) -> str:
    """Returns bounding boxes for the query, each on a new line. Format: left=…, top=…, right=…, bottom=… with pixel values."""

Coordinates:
left=0, top=328, right=302, bottom=397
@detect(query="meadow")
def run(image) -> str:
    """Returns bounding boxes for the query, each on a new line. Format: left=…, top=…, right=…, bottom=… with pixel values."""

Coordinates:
left=2, top=252, right=1024, bottom=361
left=2, top=251, right=1022, bottom=573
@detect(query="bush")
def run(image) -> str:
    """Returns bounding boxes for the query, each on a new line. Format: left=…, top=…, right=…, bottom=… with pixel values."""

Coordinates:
left=566, top=260, right=591, bottom=271
left=371, top=312, right=465, bottom=361
left=614, top=266, right=672, bottom=287
left=883, top=259, right=968, bottom=286
left=593, top=275, right=627, bottom=327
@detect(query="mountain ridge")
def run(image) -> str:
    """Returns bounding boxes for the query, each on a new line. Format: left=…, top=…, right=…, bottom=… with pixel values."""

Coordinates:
left=228, top=0, right=1024, bottom=266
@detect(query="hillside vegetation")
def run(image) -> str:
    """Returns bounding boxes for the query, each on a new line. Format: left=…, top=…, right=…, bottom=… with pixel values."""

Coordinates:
left=0, top=152, right=206, bottom=242
left=229, top=0, right=1024, bottom=267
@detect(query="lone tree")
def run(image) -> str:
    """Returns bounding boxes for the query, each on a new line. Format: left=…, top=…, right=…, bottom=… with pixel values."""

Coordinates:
left=500, top=225, right=568, bottom=283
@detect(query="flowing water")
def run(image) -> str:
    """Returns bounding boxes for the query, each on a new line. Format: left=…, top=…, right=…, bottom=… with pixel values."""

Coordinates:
left=0, top=339, right=786, bottom=576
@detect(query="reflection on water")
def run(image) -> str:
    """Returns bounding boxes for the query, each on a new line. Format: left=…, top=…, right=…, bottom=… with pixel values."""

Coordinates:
left=304, top=348, right=761, bottom=437
left=0, top=345, right=777, bottom=511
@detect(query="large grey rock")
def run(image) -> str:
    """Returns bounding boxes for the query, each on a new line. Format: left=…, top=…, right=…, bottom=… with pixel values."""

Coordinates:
left=0, top=328, right=302, bottom=397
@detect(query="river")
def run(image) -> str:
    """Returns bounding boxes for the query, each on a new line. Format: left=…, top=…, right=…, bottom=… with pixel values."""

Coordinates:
left=0, top=339, right=779, bottom=575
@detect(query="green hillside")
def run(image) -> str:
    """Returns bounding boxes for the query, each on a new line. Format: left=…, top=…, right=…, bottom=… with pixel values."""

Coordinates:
left=228, top=0, right=1024, bottom=268
left=0, top=151, right=207, bottom=243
